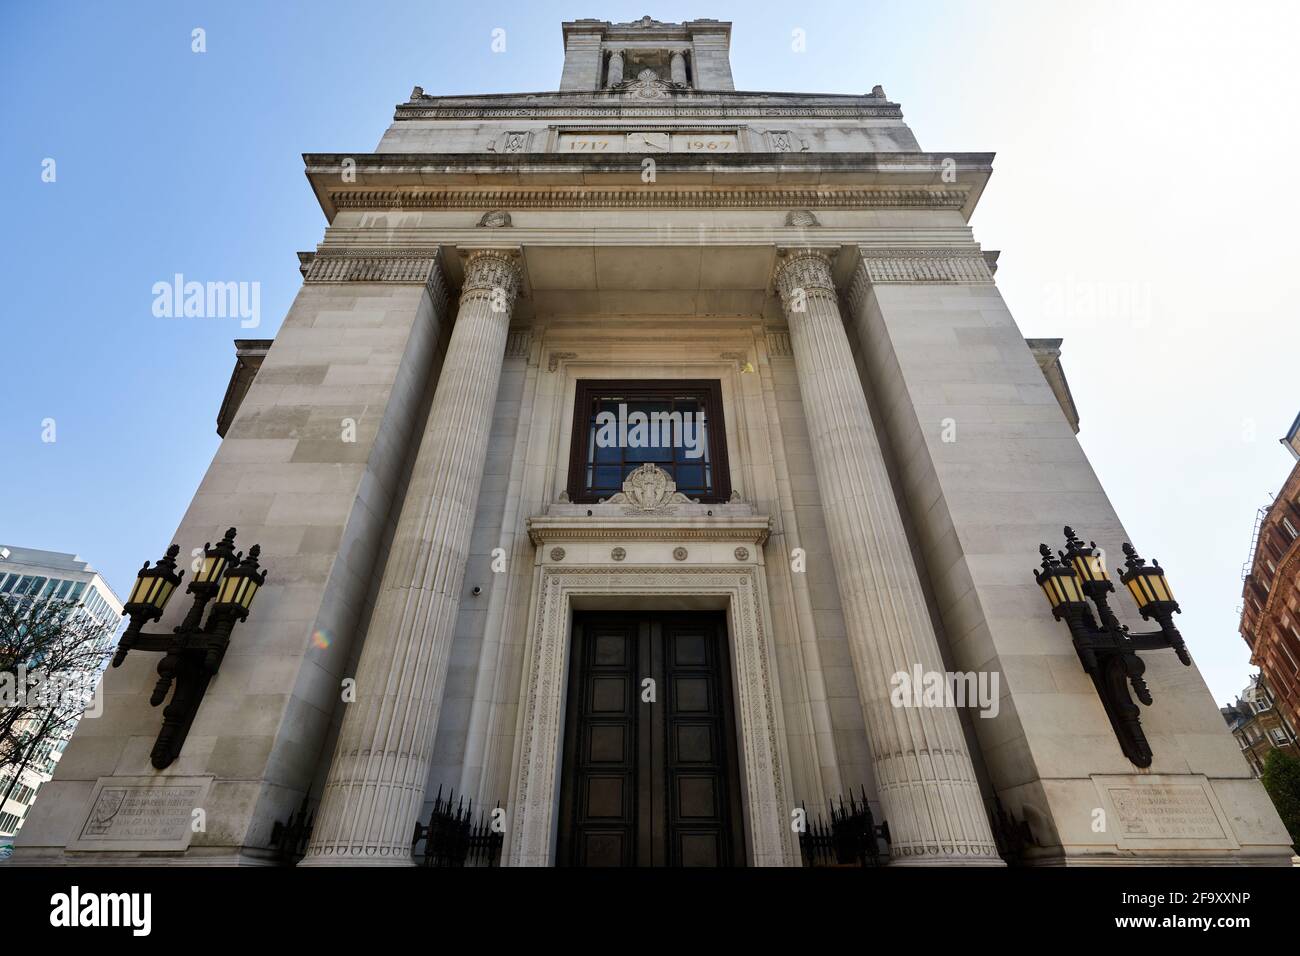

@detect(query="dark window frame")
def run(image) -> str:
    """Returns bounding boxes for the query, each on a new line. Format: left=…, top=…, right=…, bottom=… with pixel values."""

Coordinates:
left=566, top=379, right=732, bottom=504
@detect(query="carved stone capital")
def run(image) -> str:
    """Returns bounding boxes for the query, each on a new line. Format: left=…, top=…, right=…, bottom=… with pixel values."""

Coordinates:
left=772, top=247, right=837, bottom=313
left=459, top=248, right=522, bottom=311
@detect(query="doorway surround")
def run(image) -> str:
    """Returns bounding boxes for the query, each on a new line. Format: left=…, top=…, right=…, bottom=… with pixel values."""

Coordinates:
left=507, top=497, right=798, bottom=866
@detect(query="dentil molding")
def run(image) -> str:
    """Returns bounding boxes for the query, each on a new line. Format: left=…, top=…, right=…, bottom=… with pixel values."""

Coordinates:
left=326, top=186, right=971, bottom=212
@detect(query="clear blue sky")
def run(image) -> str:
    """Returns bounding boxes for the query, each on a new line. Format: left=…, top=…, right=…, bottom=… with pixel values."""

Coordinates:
left=2, top=1, right=1297, bottom=706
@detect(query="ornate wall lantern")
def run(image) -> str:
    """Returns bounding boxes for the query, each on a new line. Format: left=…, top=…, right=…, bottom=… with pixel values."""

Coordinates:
left=1033, top=526, right=1190, bottom=767
left=114, top=527, right=267, bottom=769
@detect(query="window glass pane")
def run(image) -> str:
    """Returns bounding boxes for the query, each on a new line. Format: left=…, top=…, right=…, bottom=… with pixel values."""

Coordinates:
left=69, top=582, right=85, bottom=601
left=593, top=466, right=623, bottom=493
left=0, top=575, right=14, bottom=594
left=574, top=382, right=724, bottom=501
left=54, top=580, right=71, bottom=598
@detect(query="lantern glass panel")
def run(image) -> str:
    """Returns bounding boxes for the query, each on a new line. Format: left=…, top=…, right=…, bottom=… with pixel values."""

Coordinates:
left=128, top=576, right=151, bottom=605
left=197, top=555, right=226, bottom=585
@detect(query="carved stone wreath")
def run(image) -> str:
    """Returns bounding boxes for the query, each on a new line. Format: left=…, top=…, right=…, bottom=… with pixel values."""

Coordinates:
left=602, top=463, right=698, bottom=515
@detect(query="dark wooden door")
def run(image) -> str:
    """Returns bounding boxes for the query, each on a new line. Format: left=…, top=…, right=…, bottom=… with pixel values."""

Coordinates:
left=557, top=612, right=745, bottom=866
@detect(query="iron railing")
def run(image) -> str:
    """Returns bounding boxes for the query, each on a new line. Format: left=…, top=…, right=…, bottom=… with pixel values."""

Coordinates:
left=797, top=789, right=890, bottom=866
left=411, top=787, right=503, bottom=868
left=267, top=788, right=503, bottom=867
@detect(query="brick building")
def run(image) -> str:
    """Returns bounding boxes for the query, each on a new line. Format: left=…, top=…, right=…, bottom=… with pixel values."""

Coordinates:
left=1240, top=413, right=1300, bottom=733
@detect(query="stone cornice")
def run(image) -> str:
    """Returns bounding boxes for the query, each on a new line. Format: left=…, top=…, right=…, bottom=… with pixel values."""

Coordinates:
left=526, top=514, right=773, bottom=546
left=397, top=104, right=905, bottom=120
left=322, top=186, right=972, bottom=213
left=395, top=88, right=900, bottom=121
left=303, top=152, right=992, bottom=222
left=306, top=151, right=989, bottom=176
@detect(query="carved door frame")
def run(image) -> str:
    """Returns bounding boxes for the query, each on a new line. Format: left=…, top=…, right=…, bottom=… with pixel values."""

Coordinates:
left=504, top=565, right=797, bottom=866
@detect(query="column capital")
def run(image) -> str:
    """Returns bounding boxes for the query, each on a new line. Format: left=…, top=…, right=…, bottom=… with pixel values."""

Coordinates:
left=458, top=247, right=523, bottom=312
left=772, top=246, right=838, bottom=313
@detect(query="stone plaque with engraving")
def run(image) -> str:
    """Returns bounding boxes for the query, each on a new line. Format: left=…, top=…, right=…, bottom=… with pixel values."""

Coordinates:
left=556, top=131, right=741, bottom=154
left=672, top=132, right=738, bottom=152
left=68, top=775, right=213, bottom=851
left=558, top=133, right=625, bottom=152
left=1091, top=774, right=1239, bottom=850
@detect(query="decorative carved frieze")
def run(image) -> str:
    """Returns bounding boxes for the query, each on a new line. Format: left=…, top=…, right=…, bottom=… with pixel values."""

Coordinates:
left=784, top=209, right=820, bottom=227
left=328, top=186, right=970, bottom=212
left=477, top=209, right=512, bottom=227
left=846, top=247, right=995, bottom=313
left=856, top=247, right=995, bottom=285
left=396, top=105, right=904, bottom=120
left=302, top=247, right=441, bottom=284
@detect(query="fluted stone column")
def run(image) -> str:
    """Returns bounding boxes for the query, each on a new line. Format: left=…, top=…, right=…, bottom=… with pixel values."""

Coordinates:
left=773, top=248, right=1000, bottom=864
left=606, top=49, right=624, bottom=87
left=301, top=249, right=522, bottom=865
left=670, top=49, right=689, bottom=86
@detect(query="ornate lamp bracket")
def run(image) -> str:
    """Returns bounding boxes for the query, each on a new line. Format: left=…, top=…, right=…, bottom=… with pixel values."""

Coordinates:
left=1033, top=527, right=1191, bottom=768
left=114, top=528, right=267, bottom=769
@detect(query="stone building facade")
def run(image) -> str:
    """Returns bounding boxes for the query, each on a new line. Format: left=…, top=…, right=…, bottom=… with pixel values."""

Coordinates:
left=1221, top=674, right=1299, bottom=778
left=14, top=16, right=1292, bottom=866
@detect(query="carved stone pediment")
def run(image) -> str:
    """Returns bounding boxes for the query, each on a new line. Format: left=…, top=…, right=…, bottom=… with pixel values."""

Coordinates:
left=601, top=463, right=696, bottom=514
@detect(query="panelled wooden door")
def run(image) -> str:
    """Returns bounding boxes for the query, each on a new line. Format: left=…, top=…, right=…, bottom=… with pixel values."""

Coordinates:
left=557, top=612, right=746, bottom=866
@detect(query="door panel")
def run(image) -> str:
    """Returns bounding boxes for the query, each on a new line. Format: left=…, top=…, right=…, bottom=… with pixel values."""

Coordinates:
left=557, top=617, right=637, bottom=867
left=557, top=612, right=745, bottom=867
